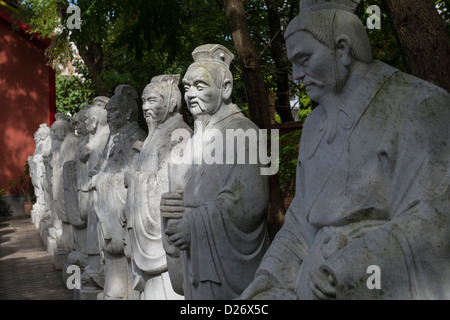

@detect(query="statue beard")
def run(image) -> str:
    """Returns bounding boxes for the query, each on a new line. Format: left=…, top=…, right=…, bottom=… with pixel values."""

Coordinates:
left=320, top=95, right=342, bottom=145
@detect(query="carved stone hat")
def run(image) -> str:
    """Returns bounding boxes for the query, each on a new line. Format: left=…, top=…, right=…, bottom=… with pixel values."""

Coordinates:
left=93, top=96, right=110, bottom=109
left=150, top=74, right=180, bottom=86
left=191, top=44, right=234, bottom=68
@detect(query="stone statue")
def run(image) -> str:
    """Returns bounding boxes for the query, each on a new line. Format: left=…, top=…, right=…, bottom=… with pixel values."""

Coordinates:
left=50, top=113, right=80, bottom=269
left=240, top=0, right=450, bottom=300
left=161, top=44, right=269, bottom=299
left=30, top=124, right=51, bottom=229
left=64, top=105, right=91, bottom=271
left=124, top=75, right=191, bottom=300
left=41, top=114, right=73, bottom=255
left=77, top=96, right=110, bottom=298
left=90, top=85, right=147, bottom=300
left=38, top=123, right=54, bottom=244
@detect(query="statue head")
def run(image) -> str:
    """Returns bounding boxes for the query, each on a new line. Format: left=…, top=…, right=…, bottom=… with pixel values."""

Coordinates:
left=33, top=129, right=40, bottom=144
left=86, top=96, right=109, bottom=134
left=74, top=104, right=90, bottom=137
left=92, top=96, right=110, bottom=109
left=142, top=74, right=182, bottom=126
left=106, top=84, right=139, bottom=133
left=182, top=44, right=234, bottom=119
left=51, top=113, right=73, bottom=142
left=37, top=124, right=50, bottom=143
left=285, top=0, right=372, bottom=102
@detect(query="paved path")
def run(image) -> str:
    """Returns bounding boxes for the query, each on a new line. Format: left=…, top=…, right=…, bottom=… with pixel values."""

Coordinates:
left=0, top=216, right=73, bottom=300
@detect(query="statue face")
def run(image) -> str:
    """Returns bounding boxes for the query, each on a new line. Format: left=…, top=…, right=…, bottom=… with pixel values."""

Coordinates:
left=51, top=125, right=65, bottom=141
left=106, top=97, right=128, bottom=132
left=183, top=66, right=222, bottom=118
left=142, top=87, right=167, bottom=124
left=286, top=31, right=335, bottom=104
left=74, top=113, right=88, bottom=136
left=85, top=111, right=97, bottom=134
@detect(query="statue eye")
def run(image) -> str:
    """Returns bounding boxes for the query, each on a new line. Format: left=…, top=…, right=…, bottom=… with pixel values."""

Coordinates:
left=301, top=56, right=310, bottom=66
left=196, top=83, right=208, bottom=91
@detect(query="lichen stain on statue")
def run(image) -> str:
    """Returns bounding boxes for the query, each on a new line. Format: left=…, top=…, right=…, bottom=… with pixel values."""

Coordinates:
left=124, top=74, right=191, bottom=300
left=90, top=85, right=146, bottom=300
left=161, top=44, right=270, bottom=300
left=240, top=0, right=450, bottom=300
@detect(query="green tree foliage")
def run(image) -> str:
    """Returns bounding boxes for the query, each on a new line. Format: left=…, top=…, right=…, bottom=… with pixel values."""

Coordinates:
left=55, top=60, right=96, bottom=115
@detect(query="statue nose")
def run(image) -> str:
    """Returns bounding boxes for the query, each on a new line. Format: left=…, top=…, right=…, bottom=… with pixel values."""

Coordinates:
left=186, top=87, right=197, bottom=99
left=293, top=65, right=305, bottom=81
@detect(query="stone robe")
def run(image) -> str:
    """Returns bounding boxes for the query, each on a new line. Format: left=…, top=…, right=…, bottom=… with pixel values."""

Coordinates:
left=65, top=133, right=90, bottom=264
left=249, top=60, right=450, bottom=300
left=30, top=134, right=47, bottom=228
left=181, top=104, right=269, bottom=300
left=125, top=114, right=191, bottom=299
left=91, top=121, right=146, bottom=299
left=52, top=132, right=79, bottom=252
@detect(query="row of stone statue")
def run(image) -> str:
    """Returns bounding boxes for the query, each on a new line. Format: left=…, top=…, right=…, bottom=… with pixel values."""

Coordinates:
left=28, top=0, right=450, bottom=300
left=28, top=43, right=269, bottom=300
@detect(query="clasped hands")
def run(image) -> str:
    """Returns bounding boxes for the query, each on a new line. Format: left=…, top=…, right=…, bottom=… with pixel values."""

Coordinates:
left=160, top=191, right=191, bottom=250
left=310, top=266, right=337, bottom=300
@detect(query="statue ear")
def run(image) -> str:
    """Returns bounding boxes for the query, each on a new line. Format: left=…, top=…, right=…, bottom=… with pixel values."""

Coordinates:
left=336, top=35, right=352, bottom=67
left=169, top=98, right=177, bottom=113
left=222, top=79, right=233, bottom=101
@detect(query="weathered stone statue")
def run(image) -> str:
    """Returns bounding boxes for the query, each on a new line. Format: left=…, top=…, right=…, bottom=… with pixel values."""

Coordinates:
left=91, top=85, right=146, bottom=300
left=38, top=124, right=54, bottom=244
left=124, top=75, right=191, bottom=300
left=161, top=44, right=269, bottom=299
left=77, top=96, right=110, bottom=298
left=241, top=0, right=450, bottom=300
left=30, top=124, right=51, bottom=229
left=64, top=105, right=91, bottom=272
left=41, top=114, right=73, bottom=255
left=50, top=113, right=80, bottom=269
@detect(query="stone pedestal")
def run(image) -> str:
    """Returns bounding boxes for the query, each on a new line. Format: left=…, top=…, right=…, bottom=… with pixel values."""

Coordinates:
left=46, top=236, right=56, bottom=257
left=39, top=219, right=50, bottom=246
left=54, top=250, right=69, bottom=270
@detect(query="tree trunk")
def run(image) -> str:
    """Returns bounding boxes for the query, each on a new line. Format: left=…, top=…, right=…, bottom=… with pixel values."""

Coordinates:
left=217, top=0, right=286, bottom=241
left=217, top=0, right=272, bottom=130
left=265, top=0, right=294, bottom=123
left=77, top=40, right=110, bottom=96
left=382, top=0, right=450, bottom=92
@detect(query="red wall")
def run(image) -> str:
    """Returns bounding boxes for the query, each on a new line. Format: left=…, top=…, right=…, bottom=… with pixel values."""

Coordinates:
left=0, top=10, right=54, bottom=194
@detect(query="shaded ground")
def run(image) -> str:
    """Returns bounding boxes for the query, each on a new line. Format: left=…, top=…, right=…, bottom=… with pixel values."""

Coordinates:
left=0, top=216, right=73, bottom=300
